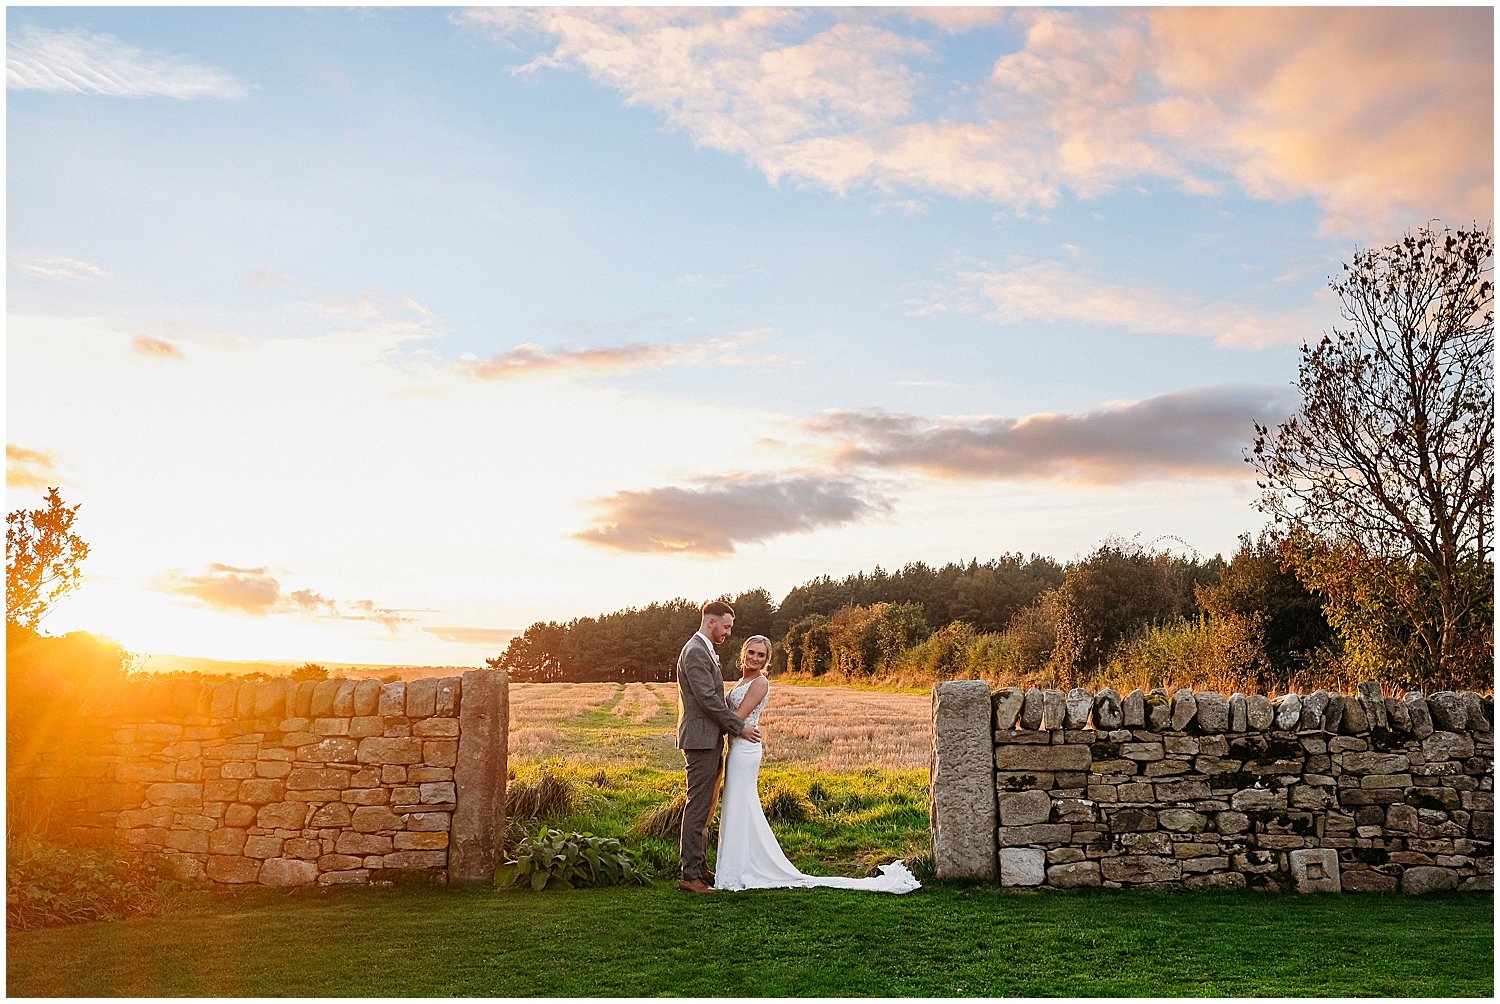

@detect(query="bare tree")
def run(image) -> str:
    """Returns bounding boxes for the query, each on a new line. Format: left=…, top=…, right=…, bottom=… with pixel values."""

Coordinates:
left=1250, top=224, right=1494, bottom=685
left=6, top=487, right=91, bottom=631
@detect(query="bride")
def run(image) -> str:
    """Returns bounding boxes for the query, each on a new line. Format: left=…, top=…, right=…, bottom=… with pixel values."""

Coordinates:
left=712, top=635, right=920, bottom=894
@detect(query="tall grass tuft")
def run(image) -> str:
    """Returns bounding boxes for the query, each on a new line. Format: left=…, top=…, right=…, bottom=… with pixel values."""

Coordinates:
left=762, top=786, right=813, bottom=823
left=507, top=766, right=579, bottom=823
left=630, top=793, right=686, bottom=840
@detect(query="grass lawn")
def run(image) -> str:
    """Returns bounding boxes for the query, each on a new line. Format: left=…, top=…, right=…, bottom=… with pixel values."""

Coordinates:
left=6, top=880, right=1492, bottom=997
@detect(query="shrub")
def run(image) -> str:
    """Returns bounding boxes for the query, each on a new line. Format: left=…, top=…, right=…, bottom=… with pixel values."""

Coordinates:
left=495, top=827, right=651, bottom=891
left=6, top=836, right=180, bottom=930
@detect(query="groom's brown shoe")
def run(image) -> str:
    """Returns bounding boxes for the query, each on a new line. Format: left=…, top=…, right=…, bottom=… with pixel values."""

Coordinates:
left=677, top=877, right=717, bottom=894
left=702, top=869, right=714, bottom=884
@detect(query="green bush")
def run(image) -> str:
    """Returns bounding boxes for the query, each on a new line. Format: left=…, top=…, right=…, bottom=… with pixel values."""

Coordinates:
left=6, top=836, right=180, bottom=930
left=495, top=827, right=651, bottom=891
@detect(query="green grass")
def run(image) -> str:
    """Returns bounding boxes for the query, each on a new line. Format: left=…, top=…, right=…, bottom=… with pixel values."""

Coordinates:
left=506, top=760, right=931, bottom=877
left=6, top=881, right=1491, bottom=997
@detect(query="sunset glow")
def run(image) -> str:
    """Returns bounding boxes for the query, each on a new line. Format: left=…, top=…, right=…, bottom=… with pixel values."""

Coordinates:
left=6, top=6, right=1492, bottom=667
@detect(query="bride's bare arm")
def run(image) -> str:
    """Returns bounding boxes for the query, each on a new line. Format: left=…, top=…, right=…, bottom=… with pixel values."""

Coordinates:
left=732, top=677, right=769, bottom=720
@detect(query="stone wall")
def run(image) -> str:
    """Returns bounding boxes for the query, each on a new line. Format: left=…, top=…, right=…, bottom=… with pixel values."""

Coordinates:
left=8, top=669, right=508, bottom=887
left=931, top=680, right=1493, bottom=894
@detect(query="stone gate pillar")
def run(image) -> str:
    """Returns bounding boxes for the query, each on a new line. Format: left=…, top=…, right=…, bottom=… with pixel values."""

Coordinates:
left=450, top=668, right=508, bottom=884
left=931, top=680, right=996, bottom=880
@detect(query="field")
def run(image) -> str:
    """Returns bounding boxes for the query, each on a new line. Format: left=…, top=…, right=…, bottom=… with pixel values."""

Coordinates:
left=508, top=680, right=931, bottom=771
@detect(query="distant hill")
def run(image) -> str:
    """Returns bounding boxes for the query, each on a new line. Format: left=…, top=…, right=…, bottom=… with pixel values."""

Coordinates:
left=136, top=653, right=482, bottom=682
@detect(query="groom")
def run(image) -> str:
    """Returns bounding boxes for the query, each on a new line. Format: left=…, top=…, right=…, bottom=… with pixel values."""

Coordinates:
left=676, top=599, right=760, bottom=894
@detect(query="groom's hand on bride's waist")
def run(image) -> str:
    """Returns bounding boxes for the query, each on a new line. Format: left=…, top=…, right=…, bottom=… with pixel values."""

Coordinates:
left=741, top=724, right=762, bottom=742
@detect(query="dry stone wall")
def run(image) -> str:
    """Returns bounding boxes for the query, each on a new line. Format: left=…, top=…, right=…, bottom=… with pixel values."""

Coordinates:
left=931, top=680, right=1493, bottom=894
left=9, top=669, right=508, bottom=888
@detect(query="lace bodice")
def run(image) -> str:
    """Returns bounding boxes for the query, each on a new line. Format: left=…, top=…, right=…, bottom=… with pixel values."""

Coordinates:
left=726, top=677, right=769, bottom=730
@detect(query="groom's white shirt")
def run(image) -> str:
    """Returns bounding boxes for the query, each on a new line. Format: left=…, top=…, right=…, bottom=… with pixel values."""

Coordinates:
left=693, top=630, right=720, bottom=665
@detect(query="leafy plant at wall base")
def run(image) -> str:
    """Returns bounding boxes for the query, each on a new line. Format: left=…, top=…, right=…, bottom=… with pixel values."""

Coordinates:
left=6, top=837, right=181, bottom=930
left=495, top=827, right=651, bottom=891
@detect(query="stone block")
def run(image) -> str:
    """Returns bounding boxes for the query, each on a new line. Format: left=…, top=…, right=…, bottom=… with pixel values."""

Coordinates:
left=1299, top=691, right=1330, bottom=731
left=1019, top=687, right=1044, bottom=730
left=333, top=680, right=358, bottom=717
left=379, top=681, right=407, bottom=717
left=310, top=679, right=340, bottom=717
left=1143, top=690, right=1170, bottom=731
left=395, top=831, right=450, bottom=851
left=310, top=802, right=353, bottom=827
left=930, top=681, right=998, bottom=882
left=999, top=847, right=1045, bottom=887
left=1426, top=692, right=1466, bottom=731
left=225, top=803, right=257, bottom=828
left=287, top=766, right=352, bottom=790
left=1341, top=868, right=1398, bottom=893
left=1422, top=731, right=1475, bottom=761
left=1384, top=697, right=1412, bottom=734
left=1101, top=855, right=1180, bottom=884
left=257, top=801, right=309, bottom=830
left=1091, top=688, right=1122, bottom=730
left=1273, top=694, right=1303, bottom=731
left=992, top=687, right=1024, bottom=730
left=1401, top=866, right=1460, bottom=895
left=313, top=718, right=350, bottom=737
left=413, top=717, right=460, bottom=739
left=996, top=743, right=1092, bottom=772
left=1047, top=861, right=1101, bottom=888
left=1154, top=780, right=1210, bottom=802
left=238, top=778, right=285, bottom=804
left=1121, top=742, right=1164, bottom=762
left=1356, top=681, right=1388, bottom=731
left=1323, top=696, right=1345, bottom=733
left=357, top=737, right=424, bottom=765
left=1121, top=831, right=1172, bottom=854
left=1063, top=688, right=1092, bottom=729
left=1195, top=692, right=1228, bottom=733
left=260, top=857, right=318, bottom=887
left=337, top=678, right=374, bottom=716
left=349, top=716, right=384, bottom=738
left=435, top=678, right=461, bottom=717
left=352, top=804, right=404, bottom=832
left=405, top=811, right=452, bottom=832
left=335, top=831, right=393, bottom=855
left=1216, top=811, right=1250, bottom=834
left=1246, top=695, right=1274, bottom=731
left=1158, top=809, right=1208, bottom=832
left=244, top=835, right=285, bottom=859
left=1459, top=691, right=1490, bottom=734
left=424, top=740, right=459, bottom=768
left=299, top=738, right=360, bottom=763
left=381, top=850, right=447, bottom=870
left=998, top=823, right=1071, bottom=846
left=1185, top=872, right=1246, bottom=890
left=284, top=837, right=322, bottom=859
left=206, top=855, right=261, bottom=884
left=145, top=782, right=203, bottom=808
left=406, top=677, right=439, bottom=718
left=1289, top=848, right=1340, bottom=892
left=343, top=788, right=391, bottom=805
left=255, top=760, right=291, bottom=779
left=1228, top=693, right=1248, bottom=732
left=1341, top=751, right=1409, bottom=775
left=998, top=789, right=1051, bottom=826
left=1110, top=807, right=1158, bottom=832
left=1122, top=689, right=1146, bottom=729
left=1169, top=689, right=1198, bottom=731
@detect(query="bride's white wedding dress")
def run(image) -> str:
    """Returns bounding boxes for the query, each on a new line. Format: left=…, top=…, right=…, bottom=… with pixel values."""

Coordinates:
left=713, top=678, right=920, bottom=894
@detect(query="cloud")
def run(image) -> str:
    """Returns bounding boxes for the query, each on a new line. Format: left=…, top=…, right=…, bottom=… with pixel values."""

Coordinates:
left=155, top=563, right=414, bottom=630
left=7, top=25, right=249, bottom=99
left=924, top=259, right=1322, bottom=348
left=458, top=330, right=769, bottom=380
left=13, top=255, right=111, bottom=281
left=424, top=626, right=521, bottom=648
left=131, top=335, right=184, bottom=359
left=574, top=472, right=894, bottom=555
left=807, top=385, right=1299, bottom=484
left=461, top=7, right=1491, bottom=236
left=6, top=445, right=62, bottom=490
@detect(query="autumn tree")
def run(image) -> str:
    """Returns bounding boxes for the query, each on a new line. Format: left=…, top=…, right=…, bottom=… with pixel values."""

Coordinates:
left=1250, top=224, right=1494, bottom=687
left=6, top=487, right=91, bottom=631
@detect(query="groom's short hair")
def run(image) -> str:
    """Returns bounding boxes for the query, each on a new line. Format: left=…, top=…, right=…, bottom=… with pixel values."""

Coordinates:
left=701, top=600, right=734, bottom=617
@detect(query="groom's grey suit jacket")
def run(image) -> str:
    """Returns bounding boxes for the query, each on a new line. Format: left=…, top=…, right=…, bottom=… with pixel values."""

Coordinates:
left=676, top=633, right=746, bottom=750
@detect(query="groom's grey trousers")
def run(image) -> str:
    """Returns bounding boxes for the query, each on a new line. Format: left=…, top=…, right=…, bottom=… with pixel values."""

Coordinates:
left=680, top=739, right=725, bottom=881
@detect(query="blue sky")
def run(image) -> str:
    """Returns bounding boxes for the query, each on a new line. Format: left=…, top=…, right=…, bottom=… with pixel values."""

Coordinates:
left=6, top=6, right=1493, bottom=666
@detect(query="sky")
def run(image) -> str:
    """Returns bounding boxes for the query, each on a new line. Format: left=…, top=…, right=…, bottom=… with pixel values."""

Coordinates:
left=5, top=5, right=1494, bottom=667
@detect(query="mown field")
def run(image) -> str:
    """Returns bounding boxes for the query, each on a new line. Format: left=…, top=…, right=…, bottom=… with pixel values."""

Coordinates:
left=6, top=679, right=1494, bottom=997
